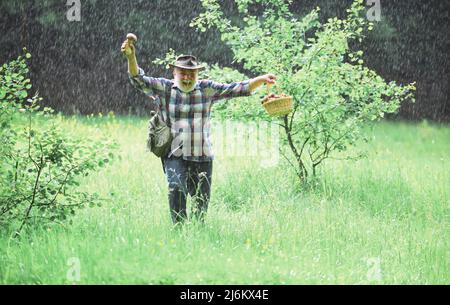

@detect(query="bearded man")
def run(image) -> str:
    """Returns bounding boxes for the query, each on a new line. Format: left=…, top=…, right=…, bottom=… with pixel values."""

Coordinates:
left=121, top=36, right=276, bottom=225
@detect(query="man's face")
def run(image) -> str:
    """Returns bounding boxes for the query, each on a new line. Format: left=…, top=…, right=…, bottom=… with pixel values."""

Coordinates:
left=173, top=68, right=199, bottom=93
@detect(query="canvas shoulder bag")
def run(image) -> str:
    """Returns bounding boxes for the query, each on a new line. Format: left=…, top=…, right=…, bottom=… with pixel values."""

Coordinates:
left=147, top=109, right=173, bottom=158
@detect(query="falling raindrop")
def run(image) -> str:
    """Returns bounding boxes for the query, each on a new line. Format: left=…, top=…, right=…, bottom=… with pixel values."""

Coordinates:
left=0, top=0, right=448, bottom=121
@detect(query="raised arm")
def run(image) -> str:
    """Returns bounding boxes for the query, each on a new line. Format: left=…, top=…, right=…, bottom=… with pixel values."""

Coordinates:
left=121, top=34, right=139, bottom=76
left=127, top=55, right=139, bottom=77
left=121, top=34, right=170, bottom=96
left=248, top=74, right=277, bottom=92
left=204, top=73, right=277, bottom=103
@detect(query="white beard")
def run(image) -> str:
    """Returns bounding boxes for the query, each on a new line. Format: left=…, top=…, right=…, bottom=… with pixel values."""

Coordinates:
left=175, top=79, right=197, bottom=93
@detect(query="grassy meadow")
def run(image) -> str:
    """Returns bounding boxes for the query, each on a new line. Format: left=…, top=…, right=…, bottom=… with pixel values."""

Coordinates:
left=0, top=114, right=448, bottom=284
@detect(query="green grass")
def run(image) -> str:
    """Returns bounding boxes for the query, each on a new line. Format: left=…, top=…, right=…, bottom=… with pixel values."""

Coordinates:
left=0, top=114, right=448, bottom=284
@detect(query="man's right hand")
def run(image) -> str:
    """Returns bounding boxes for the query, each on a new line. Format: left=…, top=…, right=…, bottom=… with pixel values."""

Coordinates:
left=121, top=35, right=139, bottom=76
left=121, top=39, right=135, bottom=59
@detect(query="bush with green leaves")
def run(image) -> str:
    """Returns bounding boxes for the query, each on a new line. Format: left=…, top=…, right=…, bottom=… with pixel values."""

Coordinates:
left=0, top=51, right=118, bottom=235
left=191, top=0, right=416, bottom=183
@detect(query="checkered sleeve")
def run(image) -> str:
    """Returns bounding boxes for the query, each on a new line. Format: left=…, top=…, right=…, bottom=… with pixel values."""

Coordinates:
left=128, top=67, right=170, bottom=97
left=204, top=80, right=252, bottom=103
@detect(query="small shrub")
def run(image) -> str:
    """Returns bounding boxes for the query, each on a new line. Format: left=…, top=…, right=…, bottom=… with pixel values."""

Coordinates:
left=0, top=50, right=118, bottom=235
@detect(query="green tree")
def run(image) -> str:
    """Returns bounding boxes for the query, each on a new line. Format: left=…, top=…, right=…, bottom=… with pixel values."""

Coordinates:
left=0, top=51, right=118, bottom=235
left=191, top=0, right=416, bottom=183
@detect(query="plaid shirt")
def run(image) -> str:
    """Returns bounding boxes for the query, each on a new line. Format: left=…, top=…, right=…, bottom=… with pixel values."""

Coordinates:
left=129, top=68, right=251, bottom=162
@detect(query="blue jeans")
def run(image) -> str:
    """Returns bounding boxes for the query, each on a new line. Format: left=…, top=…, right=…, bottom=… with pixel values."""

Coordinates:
left=162, top=156, right=213, bottom=224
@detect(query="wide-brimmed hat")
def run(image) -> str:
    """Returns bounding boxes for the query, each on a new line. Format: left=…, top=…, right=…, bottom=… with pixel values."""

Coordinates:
left=169, top=55, right=205, bottom=71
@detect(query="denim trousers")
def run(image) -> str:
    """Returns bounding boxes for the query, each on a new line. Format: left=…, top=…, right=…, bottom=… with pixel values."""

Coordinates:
left=162, top=156, right=213, bottom=224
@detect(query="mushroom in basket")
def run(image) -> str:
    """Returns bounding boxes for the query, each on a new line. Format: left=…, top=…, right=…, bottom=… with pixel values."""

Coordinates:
left=260, top=84, right=293, bottom=117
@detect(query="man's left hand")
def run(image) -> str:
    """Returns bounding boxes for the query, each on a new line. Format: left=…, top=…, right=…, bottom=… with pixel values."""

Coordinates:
left=249, top=73, right=277, bottom=92
left=260, top=74, right=277, bottom=85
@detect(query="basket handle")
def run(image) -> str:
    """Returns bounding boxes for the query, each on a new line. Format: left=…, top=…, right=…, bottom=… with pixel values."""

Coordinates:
left=266, top=82, right=281, bottom=95
left=266, top=83, right=272, bottom=96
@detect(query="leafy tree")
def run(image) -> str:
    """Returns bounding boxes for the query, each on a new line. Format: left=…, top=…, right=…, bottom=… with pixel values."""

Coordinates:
left=191, top=0, right=416, bottom=183
left=0, top=51, right=118, bottom=235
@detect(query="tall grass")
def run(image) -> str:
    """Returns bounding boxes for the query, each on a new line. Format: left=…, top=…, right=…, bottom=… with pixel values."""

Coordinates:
left=0, top=114, right=448, bottom=284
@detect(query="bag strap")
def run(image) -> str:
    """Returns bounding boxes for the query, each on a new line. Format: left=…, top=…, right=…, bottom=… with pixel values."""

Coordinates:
left=154, top=107, right=170, bottom=128
left=149, top=94, right=171, bottom=128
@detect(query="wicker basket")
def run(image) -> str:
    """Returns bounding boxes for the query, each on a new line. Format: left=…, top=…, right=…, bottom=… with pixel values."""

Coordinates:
left=261, top=84, right=293, bottom=117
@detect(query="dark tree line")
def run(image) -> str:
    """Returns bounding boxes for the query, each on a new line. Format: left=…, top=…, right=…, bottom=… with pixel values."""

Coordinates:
left=1, top=0, right=449, bottom=121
